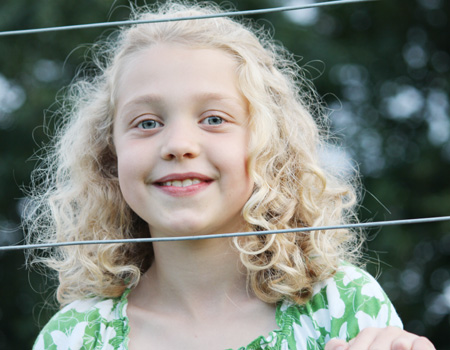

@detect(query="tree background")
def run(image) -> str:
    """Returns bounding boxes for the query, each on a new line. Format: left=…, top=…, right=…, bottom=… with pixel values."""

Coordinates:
left=0, top=0, right=449, bottom=348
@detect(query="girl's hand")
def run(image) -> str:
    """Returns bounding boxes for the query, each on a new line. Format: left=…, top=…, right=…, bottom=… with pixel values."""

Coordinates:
left=324, top=327, right=436, bottom=350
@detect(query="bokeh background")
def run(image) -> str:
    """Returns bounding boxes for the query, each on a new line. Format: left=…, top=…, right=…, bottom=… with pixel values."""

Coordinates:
left=0, top=0, right=449, bottom=348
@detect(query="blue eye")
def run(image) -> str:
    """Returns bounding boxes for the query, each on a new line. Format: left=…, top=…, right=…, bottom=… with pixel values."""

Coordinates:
left=203, top=116, right=224, bottom=125
left=138, top=119, right=162, bottom=129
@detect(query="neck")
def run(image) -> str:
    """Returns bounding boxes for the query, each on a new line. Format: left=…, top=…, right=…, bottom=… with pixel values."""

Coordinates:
left=131, top=237, right=250, bottom=317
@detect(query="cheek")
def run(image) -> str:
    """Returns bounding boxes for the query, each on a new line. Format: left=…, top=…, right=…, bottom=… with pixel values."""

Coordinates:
left=237, top=132, right=252, bottom=180
left=225, top=143, right=254, bottom=199
left=240, top=146, right=255, bottom=202
left=116, top=161, right=135, bottom=206
left=116, top=149, right=132, bottom=184
left=115, top=139, right=147, bottom=177
left=115, top=144, right=145, bottom=204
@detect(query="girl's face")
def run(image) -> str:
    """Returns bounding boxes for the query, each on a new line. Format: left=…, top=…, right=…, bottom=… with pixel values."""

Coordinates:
left=113, top=43, right=254, bottom=238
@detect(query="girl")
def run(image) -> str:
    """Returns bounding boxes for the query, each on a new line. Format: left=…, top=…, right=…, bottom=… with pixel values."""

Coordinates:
left=28, top=2, right=435, bottom=349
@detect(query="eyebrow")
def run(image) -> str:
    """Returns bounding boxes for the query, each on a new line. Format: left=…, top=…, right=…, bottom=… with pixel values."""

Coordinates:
left=120, top=94, right=163, bottom=112
left=119, top=92, right=247, bottom=115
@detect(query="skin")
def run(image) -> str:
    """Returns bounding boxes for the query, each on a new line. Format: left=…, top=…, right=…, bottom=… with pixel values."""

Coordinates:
left=113, top=43, right=435, bottom=350
left=325, top=327, right=435, bottom=350
left=113, top=43, right=277, bottom=350
left=113, top=44, right=254, bottom=240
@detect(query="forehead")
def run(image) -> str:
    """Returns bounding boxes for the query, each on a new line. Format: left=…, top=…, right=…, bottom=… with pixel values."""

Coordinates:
left=114, top=43, right=245, bottom=109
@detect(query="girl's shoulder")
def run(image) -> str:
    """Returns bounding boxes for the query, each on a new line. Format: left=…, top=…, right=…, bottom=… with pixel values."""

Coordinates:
left=33, top=290, right=130, bottom=350
left=273, top=264, right=403, bottom=349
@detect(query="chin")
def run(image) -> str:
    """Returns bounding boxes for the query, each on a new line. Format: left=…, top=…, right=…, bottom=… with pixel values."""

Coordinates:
left=148, top=213, right=246, bottom=238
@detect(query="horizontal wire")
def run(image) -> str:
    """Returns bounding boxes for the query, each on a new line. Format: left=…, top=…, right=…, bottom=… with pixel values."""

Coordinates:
left=1, top=0, right=442, bottom=254
left=1, top=216, right=449, bottom=252
left=0, top=0, right=376, bottom=37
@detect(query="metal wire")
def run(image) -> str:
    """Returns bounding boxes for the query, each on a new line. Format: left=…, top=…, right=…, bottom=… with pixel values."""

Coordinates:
left=0, top=0, right=376, bottom=37
left=1, top=216, right=449, bottom=252
left=1, top=0, right=442, bottom=254
left=0, top=0, right=445, bottom=256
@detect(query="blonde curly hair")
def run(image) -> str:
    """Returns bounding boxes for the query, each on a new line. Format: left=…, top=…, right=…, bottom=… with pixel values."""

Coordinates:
left=26, top=1, right=362, bottom=306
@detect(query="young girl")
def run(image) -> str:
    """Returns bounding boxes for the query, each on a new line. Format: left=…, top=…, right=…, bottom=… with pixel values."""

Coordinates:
left=28, top=2, right=435, bottom=349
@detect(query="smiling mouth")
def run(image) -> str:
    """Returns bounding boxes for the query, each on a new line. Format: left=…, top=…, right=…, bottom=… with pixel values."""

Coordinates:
left=159, top=178, right=203, bottom=187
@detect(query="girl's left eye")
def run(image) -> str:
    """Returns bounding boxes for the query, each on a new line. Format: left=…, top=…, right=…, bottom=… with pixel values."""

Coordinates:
left=201, top=116, right=225, bottom=125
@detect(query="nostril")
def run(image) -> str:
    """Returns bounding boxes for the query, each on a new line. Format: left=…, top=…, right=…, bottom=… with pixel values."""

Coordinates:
left=160, top=133, right=201, bottom=160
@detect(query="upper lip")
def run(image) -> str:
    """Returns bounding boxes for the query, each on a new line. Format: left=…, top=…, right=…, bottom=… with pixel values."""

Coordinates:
left=153, top=172, right=213, bottom=183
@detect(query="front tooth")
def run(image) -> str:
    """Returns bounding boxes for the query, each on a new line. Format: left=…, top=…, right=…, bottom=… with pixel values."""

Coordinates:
left=172, top=180, right=182, bottom=187
left=182, top=179, right=193, bottom=187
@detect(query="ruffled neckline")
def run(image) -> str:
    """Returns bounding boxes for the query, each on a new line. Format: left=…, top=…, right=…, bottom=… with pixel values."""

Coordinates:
left=116, top=288, right=289, bottom=350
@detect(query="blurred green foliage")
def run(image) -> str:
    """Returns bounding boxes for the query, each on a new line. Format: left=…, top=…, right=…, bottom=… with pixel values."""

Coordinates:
left=0, top=0, right=449, bottom=348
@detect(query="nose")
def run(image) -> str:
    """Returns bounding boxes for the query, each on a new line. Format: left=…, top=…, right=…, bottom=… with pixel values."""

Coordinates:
left=160, top=120, right=201, bottom=161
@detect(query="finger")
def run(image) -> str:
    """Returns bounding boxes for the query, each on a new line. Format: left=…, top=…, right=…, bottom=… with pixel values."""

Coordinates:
left=391, top=333, right=436, bottom=350
left=344, top=327, right=379, bottom=349
left=347, top=327, right=413, bottom=349
left=324, top=338, right=349, bottom=350
left=390, top=336, right=414, bottom=350
left=411, top=336, right=436, bottom=350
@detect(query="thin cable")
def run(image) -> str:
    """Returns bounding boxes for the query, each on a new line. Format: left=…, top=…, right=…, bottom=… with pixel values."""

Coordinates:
left=0, top=0, right=376, bottom=37
left=1, top=216, right=449, bottom=252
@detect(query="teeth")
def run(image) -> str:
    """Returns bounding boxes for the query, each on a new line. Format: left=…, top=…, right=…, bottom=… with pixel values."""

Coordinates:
left=183, top=179, right=193, bottom=186
left=161, top=178, right=202, bottom=187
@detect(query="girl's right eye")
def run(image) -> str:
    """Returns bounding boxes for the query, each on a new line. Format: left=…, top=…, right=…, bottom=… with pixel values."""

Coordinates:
left=137, top=119, right=163, bottom=130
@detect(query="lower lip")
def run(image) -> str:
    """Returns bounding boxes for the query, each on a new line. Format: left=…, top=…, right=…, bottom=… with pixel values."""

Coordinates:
left=154, top=181, right=211, bottom=197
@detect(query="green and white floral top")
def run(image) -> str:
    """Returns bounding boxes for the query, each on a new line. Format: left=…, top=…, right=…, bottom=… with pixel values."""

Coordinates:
left=33, top=265, right=402, bottom=350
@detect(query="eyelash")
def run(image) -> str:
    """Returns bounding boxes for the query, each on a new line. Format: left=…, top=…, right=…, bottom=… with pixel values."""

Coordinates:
left=137, top=119, right=163, bottom=130
left=200, top=115, right=225, bottom=126
left=133, top=113, right=228, bottom=130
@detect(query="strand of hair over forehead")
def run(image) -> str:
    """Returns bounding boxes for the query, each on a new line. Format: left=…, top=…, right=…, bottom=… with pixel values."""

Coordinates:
left=0, top=0, right=376, bottom=37
left=1, top=216, right=449, bottom=251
